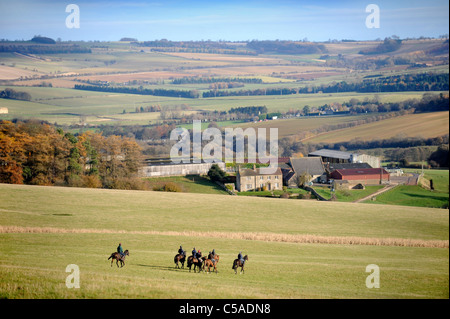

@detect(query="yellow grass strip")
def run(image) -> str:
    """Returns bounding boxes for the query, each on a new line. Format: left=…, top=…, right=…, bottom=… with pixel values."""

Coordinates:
left=1, top=225, right=448, bottom=248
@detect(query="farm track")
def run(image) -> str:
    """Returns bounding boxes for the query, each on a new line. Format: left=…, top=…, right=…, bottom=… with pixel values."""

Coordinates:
left=353, top=184, right=398, bottom=203
left=1, top=225, right=447, bottom=248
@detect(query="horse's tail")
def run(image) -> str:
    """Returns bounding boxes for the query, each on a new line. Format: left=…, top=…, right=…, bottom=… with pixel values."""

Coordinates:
left=232, top=259, right=236, bottom=269
left=108, top=253, right=113, bottom=260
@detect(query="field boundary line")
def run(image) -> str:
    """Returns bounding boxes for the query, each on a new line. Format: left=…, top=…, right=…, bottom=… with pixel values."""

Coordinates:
left=1, top=225, right=447, bottom=248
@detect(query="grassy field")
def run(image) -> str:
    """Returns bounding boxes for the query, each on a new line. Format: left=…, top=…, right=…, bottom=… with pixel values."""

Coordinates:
left=313, top=185, right=385, bottom=202
left=0, top=183, right=448, bottom=299
left=364, top=169, right=449, bottom=208
left=144, top=175, right=229, bottom=195
left=304, top=111, right=450, bottom=143
left=365, top=185, right=449, bottom=208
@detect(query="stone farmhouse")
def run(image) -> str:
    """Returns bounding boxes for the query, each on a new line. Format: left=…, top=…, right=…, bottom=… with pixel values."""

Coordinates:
left=236, top=165, right=283, bottom=192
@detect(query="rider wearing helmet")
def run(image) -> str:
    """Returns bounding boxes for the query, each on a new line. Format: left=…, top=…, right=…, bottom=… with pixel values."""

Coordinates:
left=238, top=251, right=245, bottom=264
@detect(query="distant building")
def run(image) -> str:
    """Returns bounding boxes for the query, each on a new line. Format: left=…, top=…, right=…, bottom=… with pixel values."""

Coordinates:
left=308, top=149, right=380, bottom=168
left=139, top=158, right=226, bottom=177
left=236, top=166, right=283, bottom=192
left=330, top=168, right=390, bottom=185
left=0, top=107, right=8, bottom=114
left=282, top=157, right=327, bottom=187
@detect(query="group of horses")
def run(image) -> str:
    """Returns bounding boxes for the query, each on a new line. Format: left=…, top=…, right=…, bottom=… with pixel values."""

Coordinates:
left=174, top=251, right=249, bottom=274
left=107, top=249, right=249, bottom=274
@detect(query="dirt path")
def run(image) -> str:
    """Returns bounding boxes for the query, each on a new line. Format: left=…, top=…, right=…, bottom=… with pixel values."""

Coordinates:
left=353, top=184, right=397, bottom=203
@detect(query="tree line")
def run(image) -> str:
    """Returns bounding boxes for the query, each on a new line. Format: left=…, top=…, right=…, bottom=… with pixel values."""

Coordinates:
left=0, top=120, right=145, bottom=190
left=0, top=88, right=32, bottom=101
left=74, top=84, right=200, bottom=99
left=359, top=37, right=402, bottom=55
left=172, top=77, right=263, bottom=85
left=246, top=40, right=327, bottom=54
left=202, top=73, right=449, bottom=98
left=0, top=44, right=91, bottom=54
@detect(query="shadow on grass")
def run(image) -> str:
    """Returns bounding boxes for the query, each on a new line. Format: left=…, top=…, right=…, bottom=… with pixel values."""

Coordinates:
left=135, top=264, right=193, bottom=272
left=402, top=192, right=448, bottom=201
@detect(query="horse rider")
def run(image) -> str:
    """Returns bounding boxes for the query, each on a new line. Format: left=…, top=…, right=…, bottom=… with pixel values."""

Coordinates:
left=238, top=251, right=245, bottom=265
left=192, top=247, right=197, bottom=259
left=210, top=249, right=217, bottom=264
left=117, top=243, right=125, bottom=259
left=178, top=245, right=186, bottom=257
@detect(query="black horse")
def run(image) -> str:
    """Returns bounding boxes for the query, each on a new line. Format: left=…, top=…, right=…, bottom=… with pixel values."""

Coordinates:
left=108, top=250, right=129, bottom=268
left=187, top=253, right=203, bottom=273
left=232, top=255, right=248, bottom=274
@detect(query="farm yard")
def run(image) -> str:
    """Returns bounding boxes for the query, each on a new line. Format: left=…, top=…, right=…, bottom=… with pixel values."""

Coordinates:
left=0, top=183, right=448, bottom=299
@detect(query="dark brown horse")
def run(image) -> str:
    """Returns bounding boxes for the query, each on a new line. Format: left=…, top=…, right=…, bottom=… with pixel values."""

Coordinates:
left=108, top=250, right=129, bottom=268
left=232, top=255, right=248, bottom=274
left=203, top=254, right=219, bottom=274
left=187, top=252, right=203, bottom=273
left=174, top=253, right=186, bottom=269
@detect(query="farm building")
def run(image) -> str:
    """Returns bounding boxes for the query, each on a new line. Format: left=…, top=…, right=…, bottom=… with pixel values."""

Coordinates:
left=236, top=166, right=283, bottom=192
left=139, top=159, right=226, bottom=177
left=282, top=157, right=327, bottom=187
left=330, top=168, right=390, bottom=185
left=0, top=107, right=8, bottom=114
left=308, top=149, right=380, bottom=168
left=325, top=162, right=372, bottom=173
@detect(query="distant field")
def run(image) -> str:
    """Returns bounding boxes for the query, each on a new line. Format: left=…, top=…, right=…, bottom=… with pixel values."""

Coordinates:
left=234, top=113, right=377, bottom=138
left=1, top=84, right=438, bottom=127
left=0, top=183, right=448, bottom=298
left=305, top=111, right=450, bottom=143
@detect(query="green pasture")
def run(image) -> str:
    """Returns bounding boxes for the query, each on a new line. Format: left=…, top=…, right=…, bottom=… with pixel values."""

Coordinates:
left=1, top=183, right=448, bottom=239
left=366, top=185, right=449, bottom=208
left=0, top=183, right=448, bottom=298
left=366, top=169, right=449, bottom=208
left=313, top=185, right=385, bottom=202
left=144, top=175, right=228, bottom=195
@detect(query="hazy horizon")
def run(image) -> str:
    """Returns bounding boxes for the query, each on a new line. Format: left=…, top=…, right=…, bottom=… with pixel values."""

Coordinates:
left=0, top=0, right=448, bottom=42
